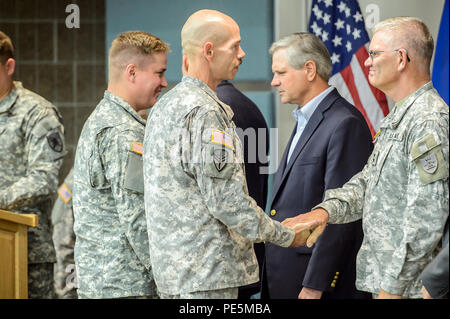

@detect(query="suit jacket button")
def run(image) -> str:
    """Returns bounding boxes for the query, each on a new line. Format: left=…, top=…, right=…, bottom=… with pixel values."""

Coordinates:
left=270, top=209, right=276, bottom=216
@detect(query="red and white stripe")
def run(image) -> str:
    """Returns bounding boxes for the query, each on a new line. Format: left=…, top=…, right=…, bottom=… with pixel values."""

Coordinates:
left=329, top=44, right=389, bottom=137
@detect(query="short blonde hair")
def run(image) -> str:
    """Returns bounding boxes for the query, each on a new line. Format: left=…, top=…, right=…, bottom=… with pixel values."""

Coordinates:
left=373, top=17, right=434, bottom=69
left=108, top=31, right=170, bottom=80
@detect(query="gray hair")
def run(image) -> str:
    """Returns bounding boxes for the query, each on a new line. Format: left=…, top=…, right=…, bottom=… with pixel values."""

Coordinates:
left=269, top=32, right=332, bottom=81
left=373, top=16, right=434, bottom=69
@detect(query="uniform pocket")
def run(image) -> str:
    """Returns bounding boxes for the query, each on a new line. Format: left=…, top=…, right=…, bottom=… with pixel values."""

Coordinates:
left=123, top=151, right=144, bottom=193
left=410, top=134, right=448, bottom=185
left=88, top=151, right=109, bottom=189
left=202, top=143, right=236, bottom=179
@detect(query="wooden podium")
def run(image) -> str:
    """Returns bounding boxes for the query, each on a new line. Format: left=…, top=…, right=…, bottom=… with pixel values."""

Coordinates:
left=0, top=209, right=38, bottom=299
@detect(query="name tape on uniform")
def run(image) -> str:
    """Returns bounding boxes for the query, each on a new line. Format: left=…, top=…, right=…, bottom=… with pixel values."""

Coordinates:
left=132, top=142, right=143, bottom=155
left=211, top=130, right=233, bottom=149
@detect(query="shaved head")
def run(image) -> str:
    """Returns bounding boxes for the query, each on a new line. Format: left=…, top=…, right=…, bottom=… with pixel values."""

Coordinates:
left=108, top=31, right=170, bottom=82
left=181, top=9, right=238, bottom=58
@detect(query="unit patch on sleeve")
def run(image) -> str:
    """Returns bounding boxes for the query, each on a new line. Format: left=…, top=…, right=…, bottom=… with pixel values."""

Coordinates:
left=47, top=132, right=63, bottom=152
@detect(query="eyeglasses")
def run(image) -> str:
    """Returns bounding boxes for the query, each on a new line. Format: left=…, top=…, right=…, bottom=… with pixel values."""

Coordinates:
left=368, top=48, right=411, bottom=62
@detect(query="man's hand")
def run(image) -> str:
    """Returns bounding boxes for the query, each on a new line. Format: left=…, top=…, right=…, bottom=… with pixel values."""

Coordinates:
left=298, top=287, right=323, bottom=299
left=377, top=289, right=402, bottom=299
left=421, top=286, right=433, bottom=299
left=283, top=208, right=329, bottom=247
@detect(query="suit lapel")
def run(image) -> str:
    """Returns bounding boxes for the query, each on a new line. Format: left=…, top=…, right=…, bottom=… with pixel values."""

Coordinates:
left=270, top=89, right=340, bottom=206
left=270, top=126, right=297, bottom=204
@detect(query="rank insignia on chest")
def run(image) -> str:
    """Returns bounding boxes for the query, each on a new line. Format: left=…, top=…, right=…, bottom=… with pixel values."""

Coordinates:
left=131, top=142, right=143, bottom=155
left=213, top=148, right=228, bottom=172
left=58, top=183, right=72, bottom=204
left=211, top=130, right=233, bottom=149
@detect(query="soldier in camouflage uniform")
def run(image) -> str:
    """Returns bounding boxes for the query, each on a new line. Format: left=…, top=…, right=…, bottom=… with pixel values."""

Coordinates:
left=51, top=168, right=77, bottom=299
left=283, top=17, right=449, bottom=299
left=73, top=31, right=169, bottom=298
left=0, top=31, right=65, bottom=299
left=143, top=9, right=315, bottom=299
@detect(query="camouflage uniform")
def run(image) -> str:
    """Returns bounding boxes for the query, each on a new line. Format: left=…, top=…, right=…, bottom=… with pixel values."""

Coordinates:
left=0, top=81, right=65, bottom=299
left=51, top=167, right=77, bottom=298
left=159, top=287, right=238, bottom=299
left=143, top=76, right=294, bottom=297
left=316, top=82, right=449, bottom=298
left=73, top=91, right=157, bottom=299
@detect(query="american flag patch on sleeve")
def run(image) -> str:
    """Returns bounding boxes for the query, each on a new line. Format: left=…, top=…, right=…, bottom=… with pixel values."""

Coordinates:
left=58, top=183, right=72, bottom=204
left=132, top=142, right=143, bottom=155
left=211, top=130, right=233, bottom=148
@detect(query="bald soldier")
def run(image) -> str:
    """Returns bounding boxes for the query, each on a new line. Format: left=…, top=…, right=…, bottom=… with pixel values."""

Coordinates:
left=143, top=9, right=316, bottom=299
left=73, top=31, right=169, bottom=298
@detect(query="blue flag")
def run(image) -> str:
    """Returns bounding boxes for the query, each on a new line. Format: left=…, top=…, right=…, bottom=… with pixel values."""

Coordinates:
left=432, top=0, right=449, bottom=105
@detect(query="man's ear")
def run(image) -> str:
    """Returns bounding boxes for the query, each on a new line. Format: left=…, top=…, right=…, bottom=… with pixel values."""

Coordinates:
left=397, top=50, right=408, bottom=72
left=5, top=58, right=15, bottom=77
left=203, top=42, right=214, bottom=61
left=304, top=60, right=317, bottom=82
left=182, top=55, right=189, bottom=75
left=125, top=64, right=137, bottom=82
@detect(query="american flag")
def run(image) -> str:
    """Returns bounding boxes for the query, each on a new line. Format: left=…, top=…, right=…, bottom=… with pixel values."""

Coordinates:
left=308, top=0, right=389, bottom=136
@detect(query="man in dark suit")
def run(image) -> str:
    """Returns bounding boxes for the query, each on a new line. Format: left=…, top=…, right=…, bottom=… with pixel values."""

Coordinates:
left=217, top=80, right=269, bottom=299
left=262, top=32, right=373, bottom=299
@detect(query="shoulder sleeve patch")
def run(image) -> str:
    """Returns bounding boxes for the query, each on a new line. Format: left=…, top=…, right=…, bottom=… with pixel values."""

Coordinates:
left=203, top=144, right=235, bottom=179
left=123, top=151, right=144, bottom=193
left=47, top=131, right=64, bottom=152
left=410, top=133, right=448, bottom=185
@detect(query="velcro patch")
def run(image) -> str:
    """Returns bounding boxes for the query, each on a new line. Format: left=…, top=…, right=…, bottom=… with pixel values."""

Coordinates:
left=419, top=154, right=438, bottom=174
left=211, top=130, right=233, bottom=149
left=58, top=183, right=72, bottom=204
left=213, top=148, right=228, bottom=172
left=47, top=132, right=63, bottom=152
left=411, top=133, right=448, bottom=185
left=131, top=142, right=143, bottom=155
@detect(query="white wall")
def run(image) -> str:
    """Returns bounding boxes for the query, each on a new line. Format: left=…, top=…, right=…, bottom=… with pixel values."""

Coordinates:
left=273, top=0, right=446, bottom=161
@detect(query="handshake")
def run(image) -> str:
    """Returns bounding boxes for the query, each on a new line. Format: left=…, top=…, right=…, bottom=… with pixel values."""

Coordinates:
left=281, top=208, right=330, bottom=248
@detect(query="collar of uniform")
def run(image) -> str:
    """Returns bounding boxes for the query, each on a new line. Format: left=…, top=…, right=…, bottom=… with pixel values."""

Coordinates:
left=182, top=75, right=234, bottom=120
left=0, top=81, right=21, bottom=114
left=103, top=90, right=146, bottom=125
left=379, top=81, right=433, bottom=130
